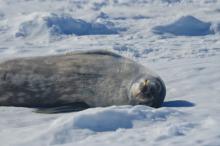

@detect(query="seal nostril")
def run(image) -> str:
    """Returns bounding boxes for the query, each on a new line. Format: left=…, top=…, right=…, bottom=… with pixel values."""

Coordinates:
left=141, top=85, right=150, bottom=95
left=132, top=77, right=166, bottom=108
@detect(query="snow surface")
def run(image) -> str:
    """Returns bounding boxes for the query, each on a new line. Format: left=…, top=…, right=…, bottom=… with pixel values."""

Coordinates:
left=15, top=13, right=118, bottom=38
left=152, top=15, right=216, bottom=36
left=0, top=0, right=220, bottom=146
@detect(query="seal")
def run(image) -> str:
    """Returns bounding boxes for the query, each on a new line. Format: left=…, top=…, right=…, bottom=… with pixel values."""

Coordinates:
left=0, top=50, right=166, bottom=113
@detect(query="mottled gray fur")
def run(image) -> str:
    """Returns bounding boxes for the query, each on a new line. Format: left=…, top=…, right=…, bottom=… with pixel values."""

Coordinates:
left=0, top=50, right=166, bottom=112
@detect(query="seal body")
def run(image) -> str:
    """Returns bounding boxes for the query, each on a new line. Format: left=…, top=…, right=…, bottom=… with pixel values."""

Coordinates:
left=0, top=50, right=166, bottom=110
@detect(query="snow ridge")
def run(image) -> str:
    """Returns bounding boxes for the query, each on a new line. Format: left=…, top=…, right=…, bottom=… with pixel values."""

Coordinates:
left=152, top=15, right=218, bottom=36
left=15, top=13, right=118, bottom=38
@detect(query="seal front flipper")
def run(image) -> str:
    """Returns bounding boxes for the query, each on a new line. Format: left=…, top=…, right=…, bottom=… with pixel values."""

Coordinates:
left=34, top=102, right=90, bottom=114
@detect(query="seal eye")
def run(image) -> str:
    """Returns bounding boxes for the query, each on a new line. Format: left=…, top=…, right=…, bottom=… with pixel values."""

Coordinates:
left=154, top=81, right=161, bottom=93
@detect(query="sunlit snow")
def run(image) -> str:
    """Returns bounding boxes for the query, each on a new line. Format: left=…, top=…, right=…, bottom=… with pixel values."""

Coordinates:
left=0, top=0, right=220, bottom=146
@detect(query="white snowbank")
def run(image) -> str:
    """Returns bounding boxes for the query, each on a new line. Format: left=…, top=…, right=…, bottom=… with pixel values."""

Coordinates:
left=3, top=106, right=187, bottom=146
left=15, top=13, right=118, bottom=38
left=71, top=106, right=182, bottom=132
left=152, top=15, right=217, bottom=36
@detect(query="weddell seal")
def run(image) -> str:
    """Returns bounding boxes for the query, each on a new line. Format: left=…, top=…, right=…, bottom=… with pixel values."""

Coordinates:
left=0, top=50, right=166, bottom=113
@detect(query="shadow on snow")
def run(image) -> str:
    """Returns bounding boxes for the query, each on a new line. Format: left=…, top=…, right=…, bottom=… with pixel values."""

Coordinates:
left=163, top=100, right=195, bottom=107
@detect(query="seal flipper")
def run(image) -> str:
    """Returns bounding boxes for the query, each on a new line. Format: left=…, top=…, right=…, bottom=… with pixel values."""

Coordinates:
left=34, top=102, right=90, bottom=114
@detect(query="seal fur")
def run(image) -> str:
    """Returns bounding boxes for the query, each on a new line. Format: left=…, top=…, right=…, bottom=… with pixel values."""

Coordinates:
left=0, top=50, right=166, bottom=113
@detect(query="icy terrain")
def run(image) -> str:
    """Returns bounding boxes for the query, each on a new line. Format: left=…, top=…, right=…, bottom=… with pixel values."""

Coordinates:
left=0, top=0, right=220, bottom=146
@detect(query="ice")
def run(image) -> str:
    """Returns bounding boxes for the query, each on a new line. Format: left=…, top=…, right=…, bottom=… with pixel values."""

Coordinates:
left=152, top=15, right=214, bottom=36
left=45, top=13, right=118, bottom=36
left=14, top=13, right=118, bottom=38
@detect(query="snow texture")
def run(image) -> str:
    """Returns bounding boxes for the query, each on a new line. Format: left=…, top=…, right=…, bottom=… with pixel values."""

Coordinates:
left=153, top=15, right=214, bottom=36
left=0, top=0, right=220, bottom=146
left=15, top=13, right=118, bottom=38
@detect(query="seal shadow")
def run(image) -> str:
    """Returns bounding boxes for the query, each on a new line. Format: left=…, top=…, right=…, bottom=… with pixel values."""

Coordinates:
left=162, top=100, right=195, bottom=107
left=35, top=100, right=195, bottom=114
left=35, top=102, right=90, bottom=114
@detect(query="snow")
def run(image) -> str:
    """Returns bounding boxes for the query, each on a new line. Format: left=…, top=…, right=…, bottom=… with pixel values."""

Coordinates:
left=0, top=0, right=220, bottom=146
left=152, top=15, right=214, bottom=36
left=14, top=13, right=118, bottom=38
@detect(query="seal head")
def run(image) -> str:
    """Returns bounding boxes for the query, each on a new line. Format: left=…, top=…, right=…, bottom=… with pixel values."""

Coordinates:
left=129, top=76, right=166, bottom=108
